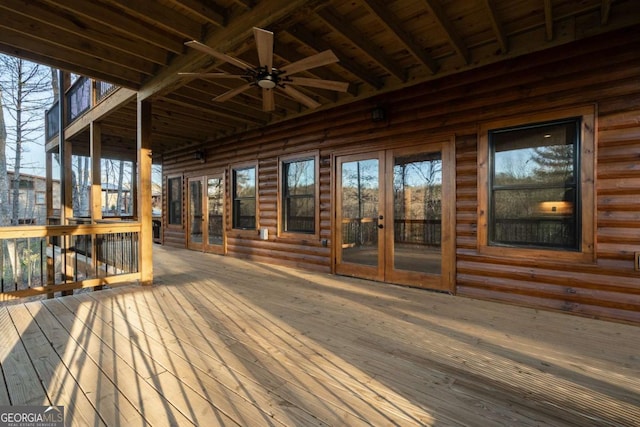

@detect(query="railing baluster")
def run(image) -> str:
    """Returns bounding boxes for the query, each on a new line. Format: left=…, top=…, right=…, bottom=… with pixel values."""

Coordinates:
left=1, top=240, right=4, bottom=293
left=13, top=238, right=17, bottom=292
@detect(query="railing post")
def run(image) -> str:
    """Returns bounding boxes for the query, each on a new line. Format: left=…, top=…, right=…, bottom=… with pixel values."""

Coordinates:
left=59, top=70, right=75, bottom=295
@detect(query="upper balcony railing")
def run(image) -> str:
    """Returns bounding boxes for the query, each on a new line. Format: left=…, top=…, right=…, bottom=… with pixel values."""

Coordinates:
left=45, top=78, right=120, bottom=142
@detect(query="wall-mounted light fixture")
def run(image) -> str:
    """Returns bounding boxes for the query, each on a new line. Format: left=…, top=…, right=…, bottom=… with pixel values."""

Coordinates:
left=194, top=150, right=205, bottom=163
left=371, top=106, right=386, bottom=122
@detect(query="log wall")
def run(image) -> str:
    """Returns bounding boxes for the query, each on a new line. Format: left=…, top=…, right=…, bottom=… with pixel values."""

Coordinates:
left=162, top=26, right=640, bottom=323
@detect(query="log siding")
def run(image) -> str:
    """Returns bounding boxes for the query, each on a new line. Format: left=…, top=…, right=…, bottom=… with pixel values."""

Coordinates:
left=163, top=26, right=640, bottom=323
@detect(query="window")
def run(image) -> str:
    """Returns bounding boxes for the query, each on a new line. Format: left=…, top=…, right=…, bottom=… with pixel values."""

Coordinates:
left=478, top=106, right=595, bottom=261
left=167, top=176, right=182, bottom=225
left=232, top=166, right=256, bottom=230
left=282, top=157, right=316, bottom=234
left=35, top=192, right=46, bottom=205
left=489, top=119, right=579, bottom=250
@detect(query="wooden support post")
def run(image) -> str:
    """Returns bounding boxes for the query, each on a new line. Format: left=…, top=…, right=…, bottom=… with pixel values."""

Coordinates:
left=90, top=122, right=103, bottom=290
left=59, top=70, right=73, bottom=296
left=45, top=151, right=54, bottom=297
left=61, top=139, right=74, bottom=295
left=45, top=152, right=53, bottom=222
left=137, top=98, right=153, bottom=286
left=90, top=122, right=102, bottom=223
left=131, top=158, right=138, bottom=218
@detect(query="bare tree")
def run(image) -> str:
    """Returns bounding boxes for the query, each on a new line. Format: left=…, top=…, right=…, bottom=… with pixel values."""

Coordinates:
left=0, top=88, right=9, bottom=227
left=0, top=55, right=52, bottom=225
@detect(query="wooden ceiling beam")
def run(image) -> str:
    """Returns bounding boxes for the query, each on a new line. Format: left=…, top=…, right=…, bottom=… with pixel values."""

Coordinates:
left=482, top=0, right=508, bottom=53
left=163, top=94, right=267, bottom=126
left=0, top=0, right=168, bottom=66
left=100, top=0, right=203, bottom=40
left=0, top=10, right=155, bottom=76
left=601, top=0, right=612, bottom=25
left=286, top=24, right=384, bottom=90
left=42, top=0, right=184, bottom=54
left=166, top=0, right=226, bottom=28
left=362, top=0, right=438, bottom=74
left=138, top=0, right=331, bottom=101
left=421, top=0, right=470, bottom=64
left=152, top=105, right=238, bottom=133
left=230, top=0, right=255, bottom=11
left=0, top=36, right=142, bottom=89
left=544, top=0, right=554, bottom=41
left=317, top=7, right=406, bottom=82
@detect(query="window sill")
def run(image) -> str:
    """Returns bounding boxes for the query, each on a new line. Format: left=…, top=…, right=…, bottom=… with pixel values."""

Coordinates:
left=478, top=244, right=596, bottom=264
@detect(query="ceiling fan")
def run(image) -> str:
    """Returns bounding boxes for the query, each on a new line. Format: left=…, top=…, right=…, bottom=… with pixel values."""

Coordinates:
left=181, top=28, right=349, bottom=112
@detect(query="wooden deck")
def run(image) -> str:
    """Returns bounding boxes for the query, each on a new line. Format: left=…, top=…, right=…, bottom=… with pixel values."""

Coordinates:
left=1, top=246, right=639, bottom=426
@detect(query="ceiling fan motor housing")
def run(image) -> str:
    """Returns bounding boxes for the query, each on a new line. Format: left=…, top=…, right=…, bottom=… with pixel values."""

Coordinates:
left=257, top=67, right=279, bottom=89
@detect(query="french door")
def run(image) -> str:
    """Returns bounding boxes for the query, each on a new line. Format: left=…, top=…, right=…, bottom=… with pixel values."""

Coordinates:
left=187, top=174, right=225, bottom=254
left=335, top=141, right=455, bottom=291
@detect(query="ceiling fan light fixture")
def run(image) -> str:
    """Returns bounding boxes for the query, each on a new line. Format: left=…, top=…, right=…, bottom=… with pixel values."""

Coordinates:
left=258, top=77, right=277, bottom=89
left=257, top=68, right=279, bottom=89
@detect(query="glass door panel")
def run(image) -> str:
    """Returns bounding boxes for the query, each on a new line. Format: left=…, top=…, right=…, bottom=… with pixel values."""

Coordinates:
left=336, top=153, right=385, bottom=281
left=341, top=158, right=380, bottom=266
left=206, top=176, right=224, bottom=250
left=335, top=142, right=454, bottom=292
left=391, top=151, right=442, bottom=275
left=187, top=178, right=204, bottom=250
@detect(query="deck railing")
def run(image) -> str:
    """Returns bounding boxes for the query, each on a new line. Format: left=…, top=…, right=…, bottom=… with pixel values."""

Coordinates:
left=44, top=78, right=121, bottom=142
left=45, top=100, right=60, bottom=141
left=66, top=76, right=92, bottom=123
left=0, top=222, right=141, bottom=301
left=96, top=80, right=118, bottom=101
left=493, top=217, right=575, bottom=247
left=341, top=218, right=443, bottom=247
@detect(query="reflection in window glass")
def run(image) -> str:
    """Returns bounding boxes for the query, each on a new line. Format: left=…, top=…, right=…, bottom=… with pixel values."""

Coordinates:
left=393, top=152, right=442, bottom=274
left=341, top=159, right=379, bottom=219
left=168, top=177, right=182, bottom=225
left=282, top=158, right=315, bottom=233
left=207, top=178, right=224, bottom=245
left=489, top=119, right=579, bottom=249
left=233, top=167, right=256, bottom=229
left=340, top=159, right=379, bottom=267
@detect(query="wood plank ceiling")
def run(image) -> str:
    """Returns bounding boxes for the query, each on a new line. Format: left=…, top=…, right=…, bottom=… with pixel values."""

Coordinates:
left=0, top=0, right=638, bottom=159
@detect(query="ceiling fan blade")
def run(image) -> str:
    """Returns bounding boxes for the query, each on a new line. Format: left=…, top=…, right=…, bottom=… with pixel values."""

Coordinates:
left=279, top=50, right=339, bottom=76
left=185, top=40, right=255, bottom=70
left=288, top=77, right=349, bottom=92
left=262, top=87, right=275, bottom=111
left=280, top=85, right=321, bottom=109
left=178, top=72, right=245, bottom=79
left=213, top=83, right=253, bottom=102
left=253, top=27, right=274, bottom=72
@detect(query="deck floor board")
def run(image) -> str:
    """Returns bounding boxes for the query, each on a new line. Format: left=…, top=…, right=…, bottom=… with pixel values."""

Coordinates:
left=1, top=246, right=639, bottom=426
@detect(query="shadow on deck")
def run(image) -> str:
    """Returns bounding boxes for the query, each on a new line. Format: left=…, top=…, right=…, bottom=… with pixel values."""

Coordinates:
left=1, top=245, right=639, bottom=426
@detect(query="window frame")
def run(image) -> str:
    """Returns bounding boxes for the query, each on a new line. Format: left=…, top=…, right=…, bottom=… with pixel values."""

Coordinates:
left=35, top=191, right=46, bottom=205
left=278, top=152, right=320, bottom=238
left=166, top=175, right=183, bottom=227
left=231, top=162, right=258, bottom=232
left=477, top=105, right=596, bottom=263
